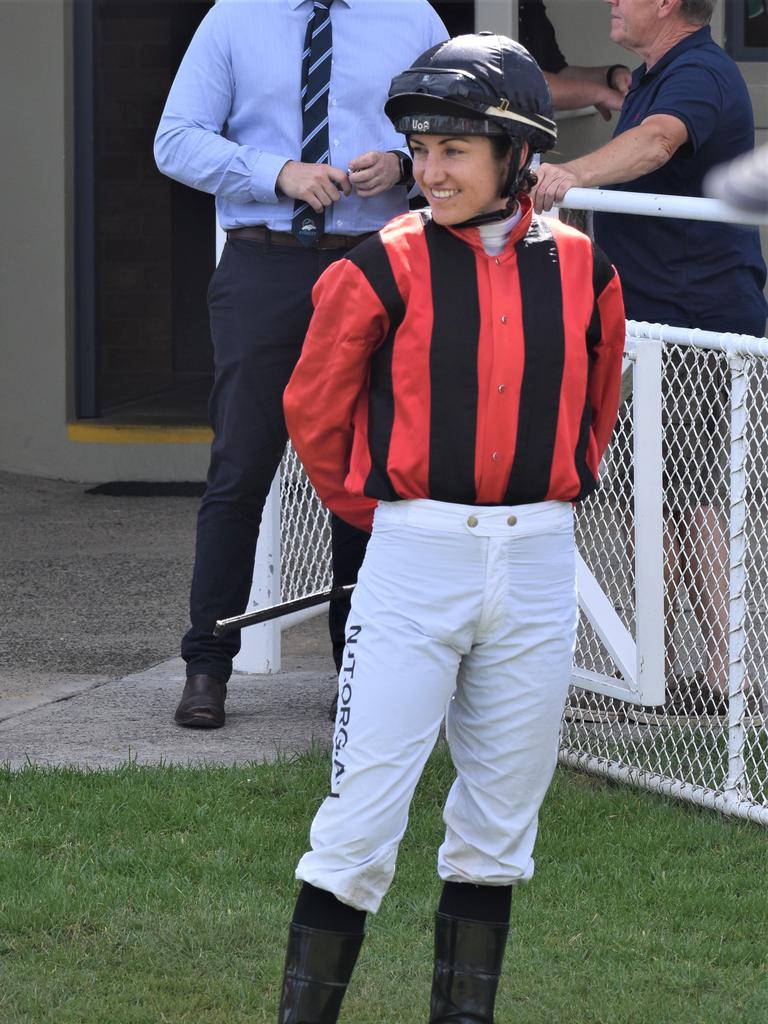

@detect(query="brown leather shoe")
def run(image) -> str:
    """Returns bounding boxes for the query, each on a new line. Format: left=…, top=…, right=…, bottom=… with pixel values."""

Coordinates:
left=174, top=674, right=227, bottom=729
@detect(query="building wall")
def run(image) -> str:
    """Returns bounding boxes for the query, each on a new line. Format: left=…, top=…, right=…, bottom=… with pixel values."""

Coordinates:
left=476, top=0, right=517, bottom=35
left=0, top=1, right=208, bottom=481
left=0, top=1, right=69, bottom=475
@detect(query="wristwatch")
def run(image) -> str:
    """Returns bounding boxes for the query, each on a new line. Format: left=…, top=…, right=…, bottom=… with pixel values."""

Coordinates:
left=390, top=150, right=414, bottom=187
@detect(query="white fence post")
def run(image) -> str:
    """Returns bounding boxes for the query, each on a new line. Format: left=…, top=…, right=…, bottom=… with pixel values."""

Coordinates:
left=632, top=337, right=665, bottom=706
left=233, top=471, right=281, bottom=674
left=726, top=351, right=749, bottom=798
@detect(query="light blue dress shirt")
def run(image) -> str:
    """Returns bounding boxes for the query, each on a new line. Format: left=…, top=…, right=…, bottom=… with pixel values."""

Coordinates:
left=154, top=0, right=447, bottom=233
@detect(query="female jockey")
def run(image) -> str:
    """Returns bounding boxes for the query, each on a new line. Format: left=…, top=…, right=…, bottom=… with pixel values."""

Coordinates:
left=278, top=33, right=626, bottom=1023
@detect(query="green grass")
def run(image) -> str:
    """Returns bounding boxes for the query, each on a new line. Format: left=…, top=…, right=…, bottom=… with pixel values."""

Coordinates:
left=1, top=747, right=766, bottom=1024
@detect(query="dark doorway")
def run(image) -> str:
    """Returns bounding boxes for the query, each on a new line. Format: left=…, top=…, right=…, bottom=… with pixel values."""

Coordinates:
left=76, top=0, right=215, bottom=423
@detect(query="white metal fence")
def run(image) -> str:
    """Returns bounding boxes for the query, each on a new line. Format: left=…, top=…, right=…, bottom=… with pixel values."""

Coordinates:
left=564, top=323, right=768, bottom=826
left=266, top=327, right=768, bottom=825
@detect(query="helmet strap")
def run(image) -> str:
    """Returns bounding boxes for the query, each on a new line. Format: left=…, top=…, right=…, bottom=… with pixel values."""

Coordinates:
left=501, top=139, right=533, bottom=198
left=457, top=204, right=518, bottom=229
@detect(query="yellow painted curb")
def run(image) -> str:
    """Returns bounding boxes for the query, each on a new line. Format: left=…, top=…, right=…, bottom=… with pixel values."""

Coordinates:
left=68, top=423, right=212, bottom=445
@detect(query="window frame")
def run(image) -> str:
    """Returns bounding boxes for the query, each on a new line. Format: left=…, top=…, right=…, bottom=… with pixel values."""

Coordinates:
left=724, top=0, right=768, bottom=62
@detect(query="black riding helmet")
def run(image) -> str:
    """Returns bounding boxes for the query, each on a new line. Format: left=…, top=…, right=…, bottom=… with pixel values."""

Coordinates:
left=385, top=33, right=557, bottom=220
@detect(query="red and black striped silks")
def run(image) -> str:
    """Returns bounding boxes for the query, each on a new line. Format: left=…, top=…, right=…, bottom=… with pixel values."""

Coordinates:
left=284, top=195, right=626, bottom=532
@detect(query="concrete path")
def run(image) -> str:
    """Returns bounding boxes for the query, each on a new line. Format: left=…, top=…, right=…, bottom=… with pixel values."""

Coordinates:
left=0, top=470, right=337, bottom=769
left=0, top=656, right=337, bottom=770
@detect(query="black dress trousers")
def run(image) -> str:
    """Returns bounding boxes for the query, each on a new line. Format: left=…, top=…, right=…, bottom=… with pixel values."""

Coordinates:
left=181, top=237, right=369, bottom=681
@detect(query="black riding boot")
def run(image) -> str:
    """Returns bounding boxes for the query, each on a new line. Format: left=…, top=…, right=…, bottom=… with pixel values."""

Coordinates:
left=277, top=922, right=364, bottom=1023
left=429, top=912, right=509, bottom=1023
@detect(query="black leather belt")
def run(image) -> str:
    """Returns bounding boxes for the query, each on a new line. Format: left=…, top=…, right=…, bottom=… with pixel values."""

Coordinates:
left=226, top=226, right=372, bottom=250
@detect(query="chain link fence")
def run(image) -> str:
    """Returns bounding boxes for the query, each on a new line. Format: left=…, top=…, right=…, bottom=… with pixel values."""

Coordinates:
left=565, top=329, right=768, bottom=824
left=280, top=455, right=333, bottom=604
left=277, top=331, right=768, bottom=824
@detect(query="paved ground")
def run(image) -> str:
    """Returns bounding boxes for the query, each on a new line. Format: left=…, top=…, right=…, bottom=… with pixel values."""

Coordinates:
left=0, top=470, right=337, bottom=769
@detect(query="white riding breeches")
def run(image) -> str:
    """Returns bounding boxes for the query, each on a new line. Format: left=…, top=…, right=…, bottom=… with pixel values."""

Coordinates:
left=295, top=498, right=578, bottom=913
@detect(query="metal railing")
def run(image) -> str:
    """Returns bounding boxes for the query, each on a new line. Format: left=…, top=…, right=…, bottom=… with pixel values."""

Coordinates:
left=559, top=185, right=768, bottom=226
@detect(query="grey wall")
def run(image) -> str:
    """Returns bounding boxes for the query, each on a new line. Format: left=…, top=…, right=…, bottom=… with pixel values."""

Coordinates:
left=0, top=1, right=69, bottom=474
left=476, top=0, right=517, bottom=36
left=0, top=1, right=208, bottom=482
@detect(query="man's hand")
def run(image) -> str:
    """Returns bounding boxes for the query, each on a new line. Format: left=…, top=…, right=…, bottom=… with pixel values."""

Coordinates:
left=595, top=65, right=632, bottom=120
left=276, top=161, right=352, bottom=212
left=530, top=162, right=582, bottom=214
left=348, top=151, right=401, bottom=196
left=609, top=66, right=632, bottom=96
left=594, top=85, right=626, bottom=121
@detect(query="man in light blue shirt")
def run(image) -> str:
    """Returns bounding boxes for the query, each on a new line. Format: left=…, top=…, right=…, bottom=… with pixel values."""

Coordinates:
left=154, top=0, right=447, bottom=732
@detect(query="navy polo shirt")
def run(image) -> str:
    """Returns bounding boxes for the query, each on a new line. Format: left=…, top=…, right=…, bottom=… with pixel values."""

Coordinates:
left=593, top=27, right=767, bottom=336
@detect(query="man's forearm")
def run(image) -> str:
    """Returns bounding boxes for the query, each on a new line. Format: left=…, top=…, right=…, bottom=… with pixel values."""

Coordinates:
left=530, top=116, right=687, bottom=213
left=154, top=118, right=289, bottom=203
left=562, top=123, right=678, bottom=187
left=559, top=65, right=611, bottom=87
left=544, top=72, right=620, bottom=113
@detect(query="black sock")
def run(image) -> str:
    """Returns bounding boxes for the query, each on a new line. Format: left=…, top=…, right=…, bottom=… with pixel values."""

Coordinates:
left=292, top=882, right=367, bottom=934
left=438, top=881, right=512, bottom=925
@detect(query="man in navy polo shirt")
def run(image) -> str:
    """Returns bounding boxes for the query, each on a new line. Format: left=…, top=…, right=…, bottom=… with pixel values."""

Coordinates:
left=530, top=0, right=767, bottom=714
left=531, top=0, right=766, bottom=333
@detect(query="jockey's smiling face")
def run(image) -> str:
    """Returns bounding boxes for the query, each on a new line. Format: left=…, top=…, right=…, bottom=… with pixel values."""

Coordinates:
left=410, top=134, right=524, bottom=226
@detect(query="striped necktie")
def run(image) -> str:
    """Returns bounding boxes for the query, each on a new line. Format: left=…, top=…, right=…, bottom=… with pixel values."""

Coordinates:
left=292, top=0, right=335, bottom=247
